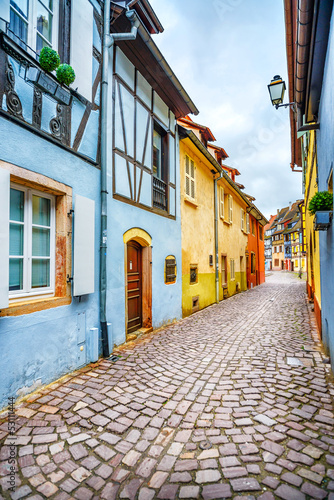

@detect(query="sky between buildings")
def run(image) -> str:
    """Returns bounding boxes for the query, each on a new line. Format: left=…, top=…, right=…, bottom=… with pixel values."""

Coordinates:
left=149, top=0, right=302, bottom=219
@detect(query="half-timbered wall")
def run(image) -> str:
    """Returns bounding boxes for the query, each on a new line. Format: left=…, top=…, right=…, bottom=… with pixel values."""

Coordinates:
left=112, top=46, right=177, bottom=218
left=0, top=0, right=102, bottom=164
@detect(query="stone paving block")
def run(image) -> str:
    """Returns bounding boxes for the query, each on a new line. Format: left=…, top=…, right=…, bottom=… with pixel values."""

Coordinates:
left=281, top=472, right=303, bottom=487
left=287, top=450, right=314, bottom=465
left=261, top=439, right=285, bottom=456
left=170, top=472, right=192, bottom=483
left=101, top=483, right=119, bottom=500
left=297, top=467, right=323, bottom=484
left=136, top=457, right=157, bottom=478
left=222, top=466, right=248, bottom=478
left=230, top=477, right=261, bottom=492
left=95, top=463, right=113, bottom=479
left=301, top=482, right=328, bottom=499
left=275, top=484, right=306, bottom=500
left=157, top=484, right=179, bottom=499
left=202, top=483, right=232, bottom=499
left=195, top=469, right=221, bottom=483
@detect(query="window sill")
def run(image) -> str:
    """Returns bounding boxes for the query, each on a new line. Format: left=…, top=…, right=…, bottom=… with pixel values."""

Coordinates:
left=184, top=196, right=198, bottom=208
left=0, top=296, right=72, bottom=317
left=224, top=220, right=232, bottom=226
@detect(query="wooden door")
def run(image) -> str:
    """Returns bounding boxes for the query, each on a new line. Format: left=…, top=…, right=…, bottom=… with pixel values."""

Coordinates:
left=127, top=241, right=142, bottom=334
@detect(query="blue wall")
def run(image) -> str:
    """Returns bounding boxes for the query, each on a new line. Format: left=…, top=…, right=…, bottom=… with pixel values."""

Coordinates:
left=0, top=117, right=101, bottom=408
left=106, top=147, right=182, bottom=348
left=317, top=11, right=334, bottom=371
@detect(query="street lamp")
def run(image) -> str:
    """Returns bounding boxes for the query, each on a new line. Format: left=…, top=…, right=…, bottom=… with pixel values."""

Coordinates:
left=268, top=75, right=295, bottom=109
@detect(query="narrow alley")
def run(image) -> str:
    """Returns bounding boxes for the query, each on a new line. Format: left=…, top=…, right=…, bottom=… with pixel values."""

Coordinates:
left=1, top=272, right=334, bottom=500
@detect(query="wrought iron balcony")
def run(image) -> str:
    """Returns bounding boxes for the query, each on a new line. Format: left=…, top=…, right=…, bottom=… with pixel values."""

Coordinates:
left=153, top=176, right=167, bottom=211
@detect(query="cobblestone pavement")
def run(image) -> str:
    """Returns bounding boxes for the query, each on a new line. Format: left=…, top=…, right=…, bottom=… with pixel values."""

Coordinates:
left=1, top=272, right=334, bottom=500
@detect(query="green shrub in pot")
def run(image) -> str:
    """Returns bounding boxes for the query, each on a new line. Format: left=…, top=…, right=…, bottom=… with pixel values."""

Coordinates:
left=39, top=47, right=60, bottom=72
left=56, top=64, right=76, bottom=86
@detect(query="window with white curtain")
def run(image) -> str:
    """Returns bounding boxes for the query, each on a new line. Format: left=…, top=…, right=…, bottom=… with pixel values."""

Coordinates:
left=9, top=0, right=58, bottom=54
left=9, top=183, right=55, bottom=298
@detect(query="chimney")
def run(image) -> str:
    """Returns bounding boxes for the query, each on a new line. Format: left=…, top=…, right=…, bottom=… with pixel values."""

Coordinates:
left=289, top=201, right=292, bottom=210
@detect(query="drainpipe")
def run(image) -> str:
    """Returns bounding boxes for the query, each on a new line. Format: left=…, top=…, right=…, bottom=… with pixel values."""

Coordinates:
left=214, top=172, right=223, bottom=303
left=100, top=0, right=140, bottom=357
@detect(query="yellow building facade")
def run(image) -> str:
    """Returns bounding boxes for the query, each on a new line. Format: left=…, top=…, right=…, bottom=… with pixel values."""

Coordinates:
left=178, top=123, right=249, bottom=317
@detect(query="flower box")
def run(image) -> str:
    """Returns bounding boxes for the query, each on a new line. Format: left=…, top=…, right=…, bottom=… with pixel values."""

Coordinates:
left=313, top=210, right=333, bottom=231
left=25, top=66, right=71, bottom=106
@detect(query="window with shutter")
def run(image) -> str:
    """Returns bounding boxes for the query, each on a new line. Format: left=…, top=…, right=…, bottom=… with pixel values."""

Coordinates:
left=165, top=256, right=177, bottom=284
left=0, top=165, right=75, bottom=316
left=246, top=213, right=250, bottom=233
left=241, top=209, right=244, bottom=231
left=219, top=187, right=224, bottom=219
left=185, top=155, right=195, bottom=200
left=229, top=195, right=233, bottom=223
left=230, top=258, right=235, bottom=280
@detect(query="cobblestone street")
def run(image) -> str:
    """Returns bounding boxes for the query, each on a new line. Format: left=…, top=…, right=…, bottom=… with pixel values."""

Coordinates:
left=1, top=272, right=334, bottom=500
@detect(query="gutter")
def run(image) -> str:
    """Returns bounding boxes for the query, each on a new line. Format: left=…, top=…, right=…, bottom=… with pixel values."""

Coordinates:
left=295, top=0, right=314, bottom=109
left=100, top=1, right=140, bottom=357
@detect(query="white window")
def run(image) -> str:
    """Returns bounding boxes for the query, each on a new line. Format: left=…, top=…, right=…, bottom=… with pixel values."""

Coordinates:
left=228, top=194, right=233, bottom=223
left=9, top=183, right=55, bottom=299
left=9, top=1, right=59, bottom=54
left=230, top=258, right=235, bottom=280
left=219, top=187, right=224, bottom=219
left=241, top=209, right=245, bottom=231
left=185, top=154, right=195, bottom=199
left=246, top=213, right=250, bottom=234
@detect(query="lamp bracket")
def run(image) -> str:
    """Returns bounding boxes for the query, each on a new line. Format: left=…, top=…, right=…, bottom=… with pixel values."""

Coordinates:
left=275, top=102, right=296, bottom=111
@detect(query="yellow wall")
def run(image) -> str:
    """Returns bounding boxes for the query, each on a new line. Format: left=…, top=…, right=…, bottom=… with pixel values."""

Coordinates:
left=217, top=178, right=248, bottom=300
left=180, top=139, right=248, bottom=317
left=303, top=131, right=321, bottom=305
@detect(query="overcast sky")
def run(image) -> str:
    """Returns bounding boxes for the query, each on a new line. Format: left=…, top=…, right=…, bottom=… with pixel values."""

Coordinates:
left=149, top=0, right=302, bottom=219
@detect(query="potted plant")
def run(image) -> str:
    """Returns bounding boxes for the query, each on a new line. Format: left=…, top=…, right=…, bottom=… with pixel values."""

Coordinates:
left=56, top=64, right=76, bottom=86
left=39, top=46, right=60, bottom=72
left=308, top=191, right=333, bottom=230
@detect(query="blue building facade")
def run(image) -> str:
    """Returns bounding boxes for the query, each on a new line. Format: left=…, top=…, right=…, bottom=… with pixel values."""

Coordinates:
left=0, top=0, right=103, bottom=408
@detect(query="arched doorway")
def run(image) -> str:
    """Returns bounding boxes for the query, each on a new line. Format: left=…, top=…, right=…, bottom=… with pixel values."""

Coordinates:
left=127, top=241, right=142, bottom=334
left=123, top=228, right=152, bottom=337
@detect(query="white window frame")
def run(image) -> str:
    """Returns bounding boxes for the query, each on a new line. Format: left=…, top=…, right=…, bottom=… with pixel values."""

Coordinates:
left=9, top=182, right=56, bottom=300
left=185, top=154, right=195, bottom=200
left=246, top=213, right=250, bottom=234
left=219, top=186, right=224, bottom=219
left=241, top=209, right=245, bottom=231
left=9, top=0, right=59, bottom=53
left=230, top=258, right=235, bottom=281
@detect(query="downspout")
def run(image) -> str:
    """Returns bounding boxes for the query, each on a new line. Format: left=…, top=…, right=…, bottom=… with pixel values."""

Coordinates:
left=100, top=0, right=140, bottom=357
left=214, top=172, right=223, bottom=303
